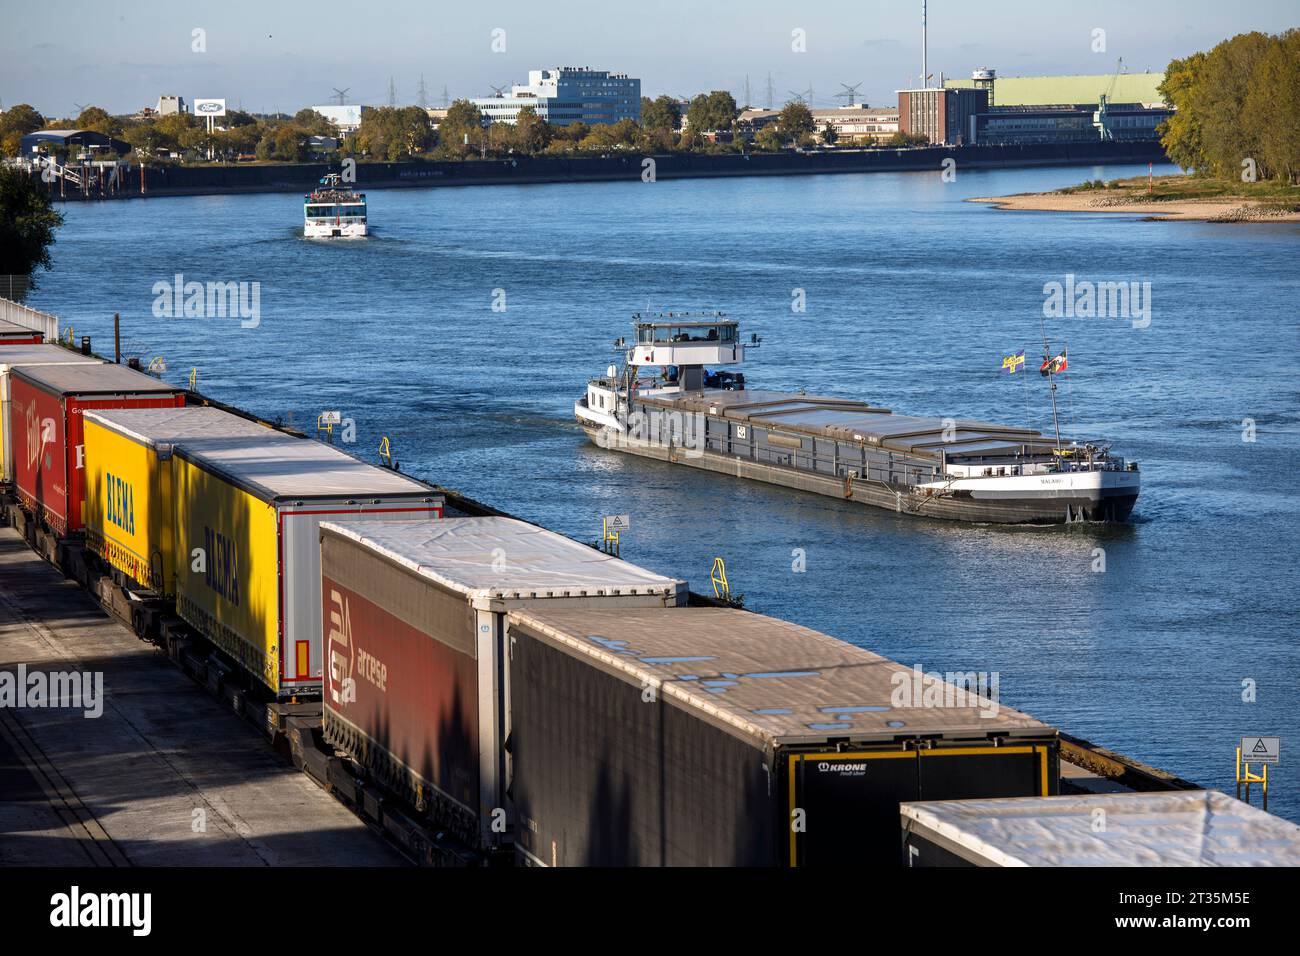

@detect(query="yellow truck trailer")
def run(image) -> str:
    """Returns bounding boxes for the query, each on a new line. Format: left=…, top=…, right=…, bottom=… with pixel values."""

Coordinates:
left=84, top=405, right=443, bottom=696
left=83, top=407, right=277, bottom=593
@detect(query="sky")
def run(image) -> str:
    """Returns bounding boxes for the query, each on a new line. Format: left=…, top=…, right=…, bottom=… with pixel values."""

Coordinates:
left=2, top=0, right=1296, bottom=117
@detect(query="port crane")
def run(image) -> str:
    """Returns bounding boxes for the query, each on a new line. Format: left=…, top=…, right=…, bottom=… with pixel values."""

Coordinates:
left=1094, top=57, right=1125, bottom=140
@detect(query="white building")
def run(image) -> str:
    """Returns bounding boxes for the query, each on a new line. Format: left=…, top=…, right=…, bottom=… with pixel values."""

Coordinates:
left=472, top=67, right=640, bottom=126
left=309, top=105, right=372, bottom=134
left=156, top=95, right=187, bottom=115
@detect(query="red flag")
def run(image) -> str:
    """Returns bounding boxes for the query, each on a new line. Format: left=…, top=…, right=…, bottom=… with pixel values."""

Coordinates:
left=1040, top=351, right=1068, bottom=376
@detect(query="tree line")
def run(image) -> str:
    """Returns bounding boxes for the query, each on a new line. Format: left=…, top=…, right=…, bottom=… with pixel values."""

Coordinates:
left=0, top=92, right=922, bottom=165
left=1160, top=29, right=1300, bottom=184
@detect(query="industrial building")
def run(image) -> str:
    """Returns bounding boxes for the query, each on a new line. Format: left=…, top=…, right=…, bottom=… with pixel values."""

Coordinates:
left=17, top=129, right=132, bottom=159
left=943, top=69, right=1166, bottom=108
left=156, top=94, right=186, bottom=115
left=898, top=70, right=1172, bottom=146
left=737, top=106, right=900, bottom=143
left=897, top=87, right=989, bottom=146
left=472, top=67, right=640, bottom=126
left=973, top=102, right=1172, bottom=146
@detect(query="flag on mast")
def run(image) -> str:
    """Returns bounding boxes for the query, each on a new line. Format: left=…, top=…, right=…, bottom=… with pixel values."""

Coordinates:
left=1001, top=350, right=1025, bottom=373
left=1040, top=349, right=1068, bottom=376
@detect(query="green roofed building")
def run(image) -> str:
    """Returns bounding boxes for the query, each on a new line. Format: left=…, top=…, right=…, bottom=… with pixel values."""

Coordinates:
left=944, top=71, right=1166, bottom=107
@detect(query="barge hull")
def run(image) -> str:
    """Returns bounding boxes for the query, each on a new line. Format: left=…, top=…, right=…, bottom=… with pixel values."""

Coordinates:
left=585, top=426, right=1136, bottom=524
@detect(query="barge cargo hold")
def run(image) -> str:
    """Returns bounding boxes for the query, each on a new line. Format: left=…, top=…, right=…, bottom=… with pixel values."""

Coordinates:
left=81, top=407, right=286, bottom=594
left=168, top=426, right=443, bottom=697
left=8, top=363, right=184, bottom=536
left=1, top=345, right=102, bottom=485
left=901, top=791, right=1300, bottom=866
left=505, top=607, right=1058, bottom=867
left=576, top=315, right=1140, bottom=524
left=318, top=516, right=688, bottom=850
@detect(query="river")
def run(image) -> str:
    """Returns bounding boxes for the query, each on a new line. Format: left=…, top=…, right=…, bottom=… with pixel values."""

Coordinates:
left=30, top=161, right=1300, bottom=821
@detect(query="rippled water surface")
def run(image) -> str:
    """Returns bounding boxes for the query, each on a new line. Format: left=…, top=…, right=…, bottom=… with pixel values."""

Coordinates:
left=31, top=161, right=1300, bottom=820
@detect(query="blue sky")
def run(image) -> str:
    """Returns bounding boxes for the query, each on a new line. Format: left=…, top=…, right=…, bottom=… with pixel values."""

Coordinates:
left=2, top=0, right=1296, bottom=117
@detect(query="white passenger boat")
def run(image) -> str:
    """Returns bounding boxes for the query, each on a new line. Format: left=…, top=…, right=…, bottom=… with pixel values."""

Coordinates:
left=304, top=173, right=367, bottom=238
left=575, top=313, right=1140, bottom=524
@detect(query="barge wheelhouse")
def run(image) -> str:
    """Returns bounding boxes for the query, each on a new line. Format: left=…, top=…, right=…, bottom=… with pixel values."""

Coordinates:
left=575, top=313, right=1140, bottom=525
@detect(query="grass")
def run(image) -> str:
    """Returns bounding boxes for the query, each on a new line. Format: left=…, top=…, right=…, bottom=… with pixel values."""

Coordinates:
left=1056, top=173, right=1300, bottom=209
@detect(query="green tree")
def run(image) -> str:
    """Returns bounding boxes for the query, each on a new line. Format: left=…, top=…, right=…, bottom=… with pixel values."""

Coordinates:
left=293, top=108, right=335, bottom=137
left=0, top=104, right=46, bottom=157
left=1241, top=29, right=1300, bottom=183
left=753, top=126, right=783, bottom=151
left=641, top=95, right=681, bottom=132
left=0, top=165, right=65, bottom=289
left=512, top=105, right=551, bottom=153
left=776, top=101, right=814, bottom=140
left=1158, top=52, right=1208, bottom=172
left=74, top=106, right=123, bottom=136
left=686, top=91, right=738, bottom=132
left=820, top=121, right=838, bottom=146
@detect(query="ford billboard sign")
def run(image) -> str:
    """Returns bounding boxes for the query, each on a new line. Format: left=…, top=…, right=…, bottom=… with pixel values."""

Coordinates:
left=193, top=98, right=226, bottom=117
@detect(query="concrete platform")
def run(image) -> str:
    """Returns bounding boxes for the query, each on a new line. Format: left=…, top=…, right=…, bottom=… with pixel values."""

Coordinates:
left=0, top=527, right=406, bottom=866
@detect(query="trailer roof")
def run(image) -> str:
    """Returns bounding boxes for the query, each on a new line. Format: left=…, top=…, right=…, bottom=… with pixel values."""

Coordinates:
left=901, top=791, right=1300, bottom=866
left=0, top=344, right=102, bottom=369
left=13, top=361, right=182, bottom=395
left=174, top=428, right=434, bottom=501
left=640, top=389, right=1053, bottom=458
left=0, top=317, right=42, bottom=337
left=321, top=516, right=687, bottom=601
left=507, top=607, right=1053, bottom=745
left=83, top=407, right=281, bottom=451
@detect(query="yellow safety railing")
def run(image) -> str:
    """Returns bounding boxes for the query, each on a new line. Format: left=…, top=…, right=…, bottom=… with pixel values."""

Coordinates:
left=711, top=557, right=730, bottom=601
left=1236, top=747, right=1270, bottom=811
left=188, top=367, right=198, bottom=391
left=602, top=518, right=621, bottom=557
left=379, top=435, right=395, bottom=469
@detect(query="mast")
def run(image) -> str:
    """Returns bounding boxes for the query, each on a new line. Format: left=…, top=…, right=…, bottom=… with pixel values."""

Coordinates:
left=1039, top=313, right=1063, bottom=453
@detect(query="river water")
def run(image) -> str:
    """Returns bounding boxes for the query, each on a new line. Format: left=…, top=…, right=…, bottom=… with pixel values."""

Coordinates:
left=30, top=161, right=1300, bottom=821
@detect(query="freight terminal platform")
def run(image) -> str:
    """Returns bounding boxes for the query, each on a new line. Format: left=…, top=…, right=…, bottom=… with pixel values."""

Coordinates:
left=0, top=527, right=404, bottom=866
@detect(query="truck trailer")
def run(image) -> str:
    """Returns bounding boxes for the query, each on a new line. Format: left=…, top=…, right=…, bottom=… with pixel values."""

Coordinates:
left=318, top=516, right=688, bottom=850
left=505, top=606, right=1059, bottom=866
left=0, top=345, right=102, bottom=486
left=8, top=363, right=183, bottom=536
left=167, top=428, right=442, bottom=697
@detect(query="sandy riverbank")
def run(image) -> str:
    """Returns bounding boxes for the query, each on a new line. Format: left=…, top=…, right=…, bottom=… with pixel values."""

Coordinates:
left=969, top=191, right=1300, bottom=222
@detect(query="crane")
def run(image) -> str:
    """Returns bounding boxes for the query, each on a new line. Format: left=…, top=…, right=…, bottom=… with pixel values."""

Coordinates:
left=1095, top=57, right=1125, bottom=140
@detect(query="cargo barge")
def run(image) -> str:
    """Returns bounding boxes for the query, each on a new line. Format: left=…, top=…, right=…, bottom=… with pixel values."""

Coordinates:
left=576, top=314, right=1140, bottom=524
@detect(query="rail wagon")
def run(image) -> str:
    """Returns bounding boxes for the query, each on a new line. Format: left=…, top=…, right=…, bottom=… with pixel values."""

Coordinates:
left=318, top=517, right=688, bottom=850
left=171, top=435, right=442, bottom=697
left=82, top=407, right=286, bottom=594
left=505, top=607, right=1059, bottom=867
left=0, top=345, right=102, bottom=486
left=8, top=363, right=183, bottom=536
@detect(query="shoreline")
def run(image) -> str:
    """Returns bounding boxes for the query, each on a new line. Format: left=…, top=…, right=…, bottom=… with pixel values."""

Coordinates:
left=33, top=141, right=1168, bottom=201
left=969, top=190, right=1300, bottom=222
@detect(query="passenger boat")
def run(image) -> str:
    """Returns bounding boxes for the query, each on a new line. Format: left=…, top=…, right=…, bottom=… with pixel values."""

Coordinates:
left=304, top=172, right=367, bottom=238
left=575, top=313, right=1140, bottom=524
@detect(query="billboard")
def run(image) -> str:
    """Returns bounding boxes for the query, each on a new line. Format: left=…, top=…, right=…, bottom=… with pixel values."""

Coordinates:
left=193, top=98, right=227, bottom=117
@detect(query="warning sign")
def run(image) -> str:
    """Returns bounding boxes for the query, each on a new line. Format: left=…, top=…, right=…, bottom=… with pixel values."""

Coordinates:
left=604, top=515, right=631, bottom=533
left=1240, top=736, right=1280, bottom=765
